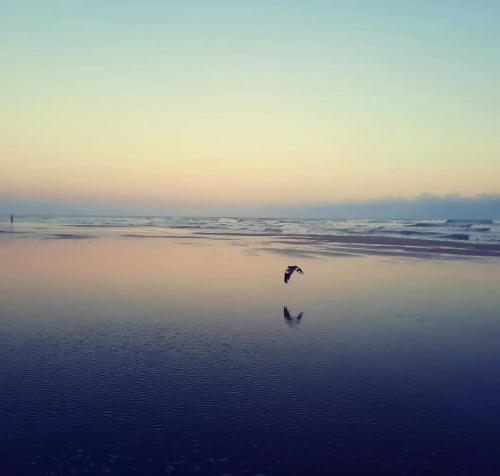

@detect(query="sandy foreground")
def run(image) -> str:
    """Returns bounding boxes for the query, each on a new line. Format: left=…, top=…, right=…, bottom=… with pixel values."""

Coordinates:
left=1, top=232, right=500, bottom=475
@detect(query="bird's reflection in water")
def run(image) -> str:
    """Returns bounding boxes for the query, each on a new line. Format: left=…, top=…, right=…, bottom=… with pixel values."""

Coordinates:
left=283, top=306, right=304, bottom=328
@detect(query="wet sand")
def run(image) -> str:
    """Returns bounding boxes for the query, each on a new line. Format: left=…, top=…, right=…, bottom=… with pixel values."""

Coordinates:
left=2, top=219, right=500, bottom=259
left=1, top=233, right=500, bottom=475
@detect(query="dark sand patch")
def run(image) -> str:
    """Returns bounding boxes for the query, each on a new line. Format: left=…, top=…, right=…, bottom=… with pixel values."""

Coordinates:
left=195, top=232, right=500, bottom=258
left=49, top=234, right=96, bottom=240
left=122, top=234, right=233, bottom=241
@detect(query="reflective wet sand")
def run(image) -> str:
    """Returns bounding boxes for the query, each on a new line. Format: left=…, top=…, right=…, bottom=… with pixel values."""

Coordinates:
left=1, top=234, right=500, bottom=475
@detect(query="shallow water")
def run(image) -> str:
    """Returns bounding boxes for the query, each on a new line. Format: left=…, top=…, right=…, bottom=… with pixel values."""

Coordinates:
left=2, top=215, right=500, bottom=244
left=1, top=235, right=500, bottom=475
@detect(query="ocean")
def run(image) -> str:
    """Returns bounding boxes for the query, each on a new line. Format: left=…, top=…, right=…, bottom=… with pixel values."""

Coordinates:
left=2, top=215, right=500, bottom=244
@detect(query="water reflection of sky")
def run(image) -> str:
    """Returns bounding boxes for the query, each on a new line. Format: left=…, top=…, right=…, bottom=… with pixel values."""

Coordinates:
left=1, top=236, right=500, bottom=474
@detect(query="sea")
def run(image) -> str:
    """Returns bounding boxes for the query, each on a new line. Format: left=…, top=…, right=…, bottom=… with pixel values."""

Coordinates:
left=2, top=215, right=500, bottom=244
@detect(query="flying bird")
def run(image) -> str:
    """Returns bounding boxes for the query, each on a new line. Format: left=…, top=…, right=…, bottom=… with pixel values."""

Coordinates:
left=284, top=265, right=304, bottom=284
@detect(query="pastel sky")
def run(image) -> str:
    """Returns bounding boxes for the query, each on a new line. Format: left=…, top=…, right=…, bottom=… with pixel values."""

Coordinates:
left=1, top=1, right=500, bottom=211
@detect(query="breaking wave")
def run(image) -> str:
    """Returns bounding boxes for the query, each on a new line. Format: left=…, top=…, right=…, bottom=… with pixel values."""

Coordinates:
left=2, top=216, right=500, bottom=244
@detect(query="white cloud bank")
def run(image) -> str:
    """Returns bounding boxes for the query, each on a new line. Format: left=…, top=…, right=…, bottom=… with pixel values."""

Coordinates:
left=1, top=193, right=500, bottom=220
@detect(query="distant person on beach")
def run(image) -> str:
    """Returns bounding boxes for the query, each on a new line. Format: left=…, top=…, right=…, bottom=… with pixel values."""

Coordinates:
left=10, top=214, right=14, bottom=224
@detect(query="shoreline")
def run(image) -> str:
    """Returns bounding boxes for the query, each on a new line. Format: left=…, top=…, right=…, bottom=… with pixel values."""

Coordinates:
left=2, top=225, right=500, bottom=258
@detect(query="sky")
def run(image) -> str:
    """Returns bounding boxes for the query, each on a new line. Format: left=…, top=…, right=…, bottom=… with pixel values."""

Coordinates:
left=1, top=1, right=500, bottom=216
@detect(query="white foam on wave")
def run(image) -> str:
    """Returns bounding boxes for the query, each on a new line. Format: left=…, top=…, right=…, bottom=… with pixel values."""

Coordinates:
left=3, top=216, right=500, bottom=244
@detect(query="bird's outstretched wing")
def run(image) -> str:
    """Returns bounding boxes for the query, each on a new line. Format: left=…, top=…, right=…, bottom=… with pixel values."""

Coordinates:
left=283, top=306, right=292, bottom=320
left=284, top=266, right=295, bottom=283
left=296, top=267, right=304, bottom=275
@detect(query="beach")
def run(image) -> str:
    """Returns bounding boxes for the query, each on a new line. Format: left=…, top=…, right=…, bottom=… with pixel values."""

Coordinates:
left=3, top=0, right=500, bottom=473
left=1, top=219, right=500, bottom=474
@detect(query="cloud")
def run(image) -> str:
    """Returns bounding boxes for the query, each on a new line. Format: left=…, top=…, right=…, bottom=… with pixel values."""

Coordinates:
left=284, top=194, right=500, bottom=220
left=1, top=193, right=500, bottom=220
